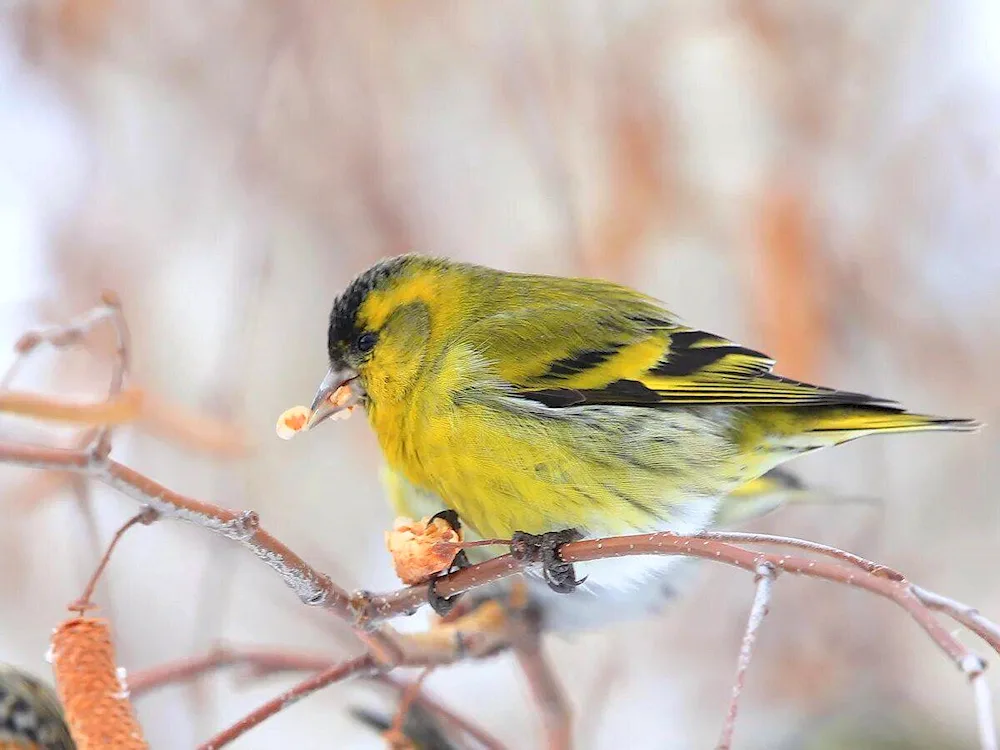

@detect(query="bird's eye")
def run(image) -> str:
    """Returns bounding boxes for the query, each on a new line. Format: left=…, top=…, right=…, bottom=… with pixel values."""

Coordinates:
left=355, top=331, right=377, bottom=353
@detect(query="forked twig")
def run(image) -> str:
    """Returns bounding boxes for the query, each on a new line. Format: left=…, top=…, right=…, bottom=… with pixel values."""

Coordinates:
left=912, top=585, right=1000, bottom=656
left=381, top=673, right=508, bottom=750
left=0, top=388, right=143, bottom=425
left=387, top=667, right=434, bottom=746
left=717, top=564, right=777, bottom=750
left=88, top=291, right=131, bottom=459
left=699, top=531, right=904, bottom=580
left=968, top=658, right=999, bottom=750
left=511, top=614, right=572, bottom=750
left=126, top=647, right=507, bottom=749
left=68, top=507, right=159, bottom=615
left=197, top=654, right=376, bottom=749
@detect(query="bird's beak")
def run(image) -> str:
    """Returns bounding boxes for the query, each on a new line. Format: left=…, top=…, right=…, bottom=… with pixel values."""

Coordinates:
left=306, top=366, right=363, bottom=429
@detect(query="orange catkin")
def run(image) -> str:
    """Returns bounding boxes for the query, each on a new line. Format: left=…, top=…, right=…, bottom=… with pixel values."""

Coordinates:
left=50, top=617, right=147, bottom=750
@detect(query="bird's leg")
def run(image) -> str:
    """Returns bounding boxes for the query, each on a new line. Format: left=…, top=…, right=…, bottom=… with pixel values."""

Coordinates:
left=427, top=509, right=469, bottom=617
left=510, top=529, right=586, bottom=594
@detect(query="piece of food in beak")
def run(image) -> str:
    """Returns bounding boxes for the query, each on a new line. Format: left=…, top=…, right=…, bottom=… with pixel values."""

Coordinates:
left=276, top=405, right=312, bottom=439
left=276, top=385, right=357, bottom=440
left=306, top=369, right=363, bottom=429
left=385, top=516, right=463, bottom=585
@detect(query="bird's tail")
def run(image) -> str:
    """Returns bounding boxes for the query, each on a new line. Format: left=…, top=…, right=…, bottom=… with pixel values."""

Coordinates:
left=790, top=406, right=981, bottom=447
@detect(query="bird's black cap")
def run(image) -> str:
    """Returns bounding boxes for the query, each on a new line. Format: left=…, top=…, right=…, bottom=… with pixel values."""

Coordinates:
left=327, top=255, right=413, bottom=360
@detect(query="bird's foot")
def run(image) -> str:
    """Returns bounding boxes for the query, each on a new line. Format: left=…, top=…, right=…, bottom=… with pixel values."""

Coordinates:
left=427, top=509, right=469, bottom=617
left=510, top=529, right=586, bottom=594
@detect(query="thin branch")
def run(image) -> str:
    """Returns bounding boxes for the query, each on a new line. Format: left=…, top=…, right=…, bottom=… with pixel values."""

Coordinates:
left=2, top=296, right=129, bottom=428
left=360, top=534, right=997, bottom=664
left=137, top=391, right=251, bottom=458
left=67, top=474, right=109, bottom=618
left=388, top=667, right=434, bottom=744
left=967, top=657, right=999, bottom=750
left=912, top=585, right=1000, bottom=656
left=128, top=646, right=507, bottom=750
left=0, top=442, right=93, bottom=471
left=699, top=531, right=904, bottom=581
left=12, top=303, right=116, bottom=355
left=196, top=654, right=376, bottom=749
left=717, top=563, right=777, bottom=750
left=1, top=350, right=26, bottom=390
left=89, top=291, right=131, bottom=458
left=0, top=388, right=143, bottom=425
left=128, top=646, right=335, bottom=697
left=381, top=674, right=508, bottom=750
left=68, top=506, right=159, bottom=614
left=511, top=613, right=572, bottom=750
left=98, top=456, right=352, bottom=613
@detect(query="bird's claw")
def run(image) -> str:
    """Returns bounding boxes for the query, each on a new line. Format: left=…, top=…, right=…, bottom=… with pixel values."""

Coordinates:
left=510, top=529, right=586, bottom=594
left=427, top=509, right=469, bottom=616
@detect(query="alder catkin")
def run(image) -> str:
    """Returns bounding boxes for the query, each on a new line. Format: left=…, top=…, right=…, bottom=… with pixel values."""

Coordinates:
left=50, top=617, right=147, bottom=750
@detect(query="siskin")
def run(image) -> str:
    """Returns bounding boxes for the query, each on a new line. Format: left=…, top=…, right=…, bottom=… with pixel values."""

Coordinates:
left=0, top=664, right=74, bottom=750
left=306, top=254, right=980, bottom=626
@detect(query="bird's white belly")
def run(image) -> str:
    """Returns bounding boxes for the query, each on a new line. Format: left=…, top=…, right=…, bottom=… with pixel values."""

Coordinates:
left=521, top=493, right=721, bottom=631
left=522, top=554, right=703, bottom=631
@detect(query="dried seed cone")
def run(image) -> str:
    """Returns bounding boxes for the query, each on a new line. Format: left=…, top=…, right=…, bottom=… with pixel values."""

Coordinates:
left=50, top=618, right=146, bottom=750
left=385, top=516, right=462, bottom=585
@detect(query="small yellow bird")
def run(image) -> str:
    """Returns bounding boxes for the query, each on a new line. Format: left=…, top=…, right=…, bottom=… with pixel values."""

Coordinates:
left=307, top=254, right=979, bottom=624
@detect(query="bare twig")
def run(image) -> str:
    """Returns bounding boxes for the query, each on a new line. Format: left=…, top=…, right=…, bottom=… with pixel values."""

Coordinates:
left=717, top=563, right=777, bottom=750
left=0, top=388, right=143, bottom=424
left=106, top=453, right=349, bottom=612
left=381, top=674, right=508, bottom=750
left=511, top=612, right=572, bottom=750
left=699, top=531, right=904, bottom=581
left=387, top=667, right=433, bottom=745
left=912, top=585, right=1000, bottom=656
left=128, top=646, right=335, bottom=697
left=137, top=392, right=251, bottom=458
left=68, top=507, right=159, bottom=615
left=88, top=291, right=130, bottom=458
left=11, top=302, right=117, bottom=355
left=2, top=295, right=132, bottom=429
left=197, top=654, right=376, bottom=749
left=127, top=646, right=507, bottom=750
left=967, top=657, right=999, bottom=750
left=360, top=534, right=996, bottom=665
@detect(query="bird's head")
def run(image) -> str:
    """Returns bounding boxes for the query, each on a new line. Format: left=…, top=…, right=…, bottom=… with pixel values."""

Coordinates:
left=308, top=254, right=456, bottom=428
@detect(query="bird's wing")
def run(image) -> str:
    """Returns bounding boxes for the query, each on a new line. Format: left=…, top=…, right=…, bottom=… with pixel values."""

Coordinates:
left=472, top=302, right=893, bottom=409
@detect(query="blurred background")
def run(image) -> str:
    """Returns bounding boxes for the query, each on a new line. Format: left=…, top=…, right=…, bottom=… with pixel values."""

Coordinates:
left=1, top=1, right=998, bottom=748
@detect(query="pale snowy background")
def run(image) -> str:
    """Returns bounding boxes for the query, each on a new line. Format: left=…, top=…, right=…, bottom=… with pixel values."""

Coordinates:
left=1, top=2, right=998, bottom=748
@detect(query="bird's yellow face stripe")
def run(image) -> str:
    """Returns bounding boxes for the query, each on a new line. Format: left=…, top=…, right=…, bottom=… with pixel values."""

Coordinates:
left=358, top=271, right=444, bottom=334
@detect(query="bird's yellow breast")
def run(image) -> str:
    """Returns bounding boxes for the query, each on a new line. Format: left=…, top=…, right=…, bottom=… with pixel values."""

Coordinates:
left=365, top=347, right=736, bottom=540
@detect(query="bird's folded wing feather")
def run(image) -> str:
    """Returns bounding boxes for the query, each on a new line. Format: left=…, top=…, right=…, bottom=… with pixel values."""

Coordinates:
left=466, top=297, right=892, bottom=409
